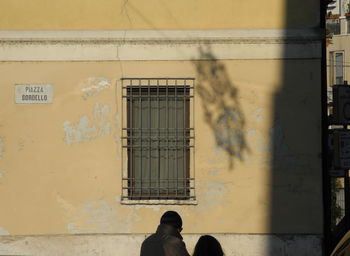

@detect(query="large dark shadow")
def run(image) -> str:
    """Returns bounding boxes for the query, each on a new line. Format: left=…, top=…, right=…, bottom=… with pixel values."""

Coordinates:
left=268, top=0, right=328, bottom=255
left=193, top=46, right=249, bottom=169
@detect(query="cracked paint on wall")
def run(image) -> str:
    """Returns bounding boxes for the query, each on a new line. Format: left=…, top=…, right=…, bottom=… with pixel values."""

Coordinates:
left=63, top=102, right=111, bottom=145
left=197, top=181, right=229, bottom=210
left=57, top=194, right=142, bottom=234
left=251, top=108, right=264, bottom=122
left=67, top=200, right=119, bottom=234
left=0, top=227, right=10, bottom=236
left=81, top=77, right=111, bottom=100
left=67, top=200, right=142, bottom=234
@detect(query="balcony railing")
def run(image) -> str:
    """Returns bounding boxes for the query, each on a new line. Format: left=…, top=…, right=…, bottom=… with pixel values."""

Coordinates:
left=327, top=18, right=341, bottom=35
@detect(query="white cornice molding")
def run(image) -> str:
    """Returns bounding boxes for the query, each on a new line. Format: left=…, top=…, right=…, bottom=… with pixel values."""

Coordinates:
left=0, top=29, right=322, bottom=61
left=0, top=29, right=322, bottom=44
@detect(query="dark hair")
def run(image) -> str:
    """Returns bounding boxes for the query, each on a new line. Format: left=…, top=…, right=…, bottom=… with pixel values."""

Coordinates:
left=160, top=211, right=183, bottom=229
left=193, top=235, right=224, bottom=256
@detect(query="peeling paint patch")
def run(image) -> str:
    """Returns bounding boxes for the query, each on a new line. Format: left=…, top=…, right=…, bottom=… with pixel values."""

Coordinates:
left=256, top=134, right=270, bottom=153
left=63, top=103, right=111, bottom=145
left=0, top=138, right=4, bottom=160
left=198, top=182, right=229, bottom=210
left=209, top=147, right=228, bottom=165
left=93, top=103, right=111, bottom=137
left=207, top=168, right=221, bottom=176
left=57, top=195, right=120, bottom=234
left=0, top=171, right=5, bottom=179
left=56, top=194, right=77, bottom=216
left=63, top=117, right=96, bottom=144
left=249, top=108, right=264, bottom=122
left=67, top=200, right=118, bottom=234
left=246, top=129, right=256, bottom=137
left=213, top=146, right=226, bottom=158
left=0, top=227, right=10, bottom=236
left=255, top=108, right=264, bottom=122
left=65, top=199, right=142, bottom=234
left=81, top=77, right=111, bottom=100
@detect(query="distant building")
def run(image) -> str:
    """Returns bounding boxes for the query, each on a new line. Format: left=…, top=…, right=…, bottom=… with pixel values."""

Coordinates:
left=327, top=0, right=350, bottom=85
left=326, top=0, right=350, bottom=249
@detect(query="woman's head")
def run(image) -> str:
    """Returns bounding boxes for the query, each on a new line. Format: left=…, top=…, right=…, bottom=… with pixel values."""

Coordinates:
left=193, top=235, right=224, bottom=256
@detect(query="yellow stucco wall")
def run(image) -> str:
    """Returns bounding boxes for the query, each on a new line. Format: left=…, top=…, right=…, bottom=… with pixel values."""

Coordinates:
left=0, top=0, right=319, bottom=30
left=0, top=59, right=322, bottom=235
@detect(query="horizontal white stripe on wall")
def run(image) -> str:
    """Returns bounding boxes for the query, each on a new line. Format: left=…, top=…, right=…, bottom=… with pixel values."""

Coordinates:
left=0, top=29, right=322, bottom=61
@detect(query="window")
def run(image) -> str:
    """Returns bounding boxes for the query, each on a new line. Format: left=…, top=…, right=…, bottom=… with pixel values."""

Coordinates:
left=326, top=18, right=341, bottom=35
left=330, top=51, right=345, bottom=85
left=121, top=78, right=195, bottom=203
left=335, top=52, right=344, bottom=84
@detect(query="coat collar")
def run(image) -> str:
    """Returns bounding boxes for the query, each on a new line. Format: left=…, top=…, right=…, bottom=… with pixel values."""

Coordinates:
left=156, top=224, right=183, bottom=240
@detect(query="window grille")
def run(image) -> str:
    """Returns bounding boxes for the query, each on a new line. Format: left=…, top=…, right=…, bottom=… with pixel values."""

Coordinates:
left=121, top=78, right=195, bottom=202
left=336, top=187, right=345, bottom=225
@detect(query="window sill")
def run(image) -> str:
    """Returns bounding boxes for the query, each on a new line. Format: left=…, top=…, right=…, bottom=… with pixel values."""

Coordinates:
left=120, top=199, right=198, bottom=205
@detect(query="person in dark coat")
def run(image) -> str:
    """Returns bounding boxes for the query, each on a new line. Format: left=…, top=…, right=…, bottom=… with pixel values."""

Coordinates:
left=192, top=235, right=224, bottom=256
left=140, top=211, right=190, bottom=256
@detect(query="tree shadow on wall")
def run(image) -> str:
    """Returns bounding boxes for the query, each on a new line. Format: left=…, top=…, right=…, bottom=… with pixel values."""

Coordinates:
left=192, top=46, right=249, bottom=169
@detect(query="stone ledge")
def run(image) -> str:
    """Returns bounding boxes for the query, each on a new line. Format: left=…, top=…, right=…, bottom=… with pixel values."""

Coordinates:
left=0, top=29, right=322, bottom=61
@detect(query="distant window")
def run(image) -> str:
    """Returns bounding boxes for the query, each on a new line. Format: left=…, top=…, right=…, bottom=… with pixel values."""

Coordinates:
left=327, top=19, right=341, bottom=35
left=328, top=87, right=333, bottom=104
left=335, top=52, right=344, bottom=84
left=121, top=78, right=195, bottom=202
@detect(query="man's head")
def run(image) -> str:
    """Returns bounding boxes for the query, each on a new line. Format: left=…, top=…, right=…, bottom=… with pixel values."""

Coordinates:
left=160, top=211, right=183, bottom=231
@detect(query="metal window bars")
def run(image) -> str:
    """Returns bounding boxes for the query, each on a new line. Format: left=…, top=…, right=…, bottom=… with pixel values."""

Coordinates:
left=121, top=78, right=195, bottom=201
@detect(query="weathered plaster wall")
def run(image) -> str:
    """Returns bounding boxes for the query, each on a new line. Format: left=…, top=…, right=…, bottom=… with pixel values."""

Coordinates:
left=0, top=60, right=322, bottom=236
left=0, top=0, right=319, bottom=30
